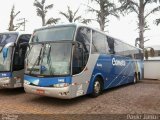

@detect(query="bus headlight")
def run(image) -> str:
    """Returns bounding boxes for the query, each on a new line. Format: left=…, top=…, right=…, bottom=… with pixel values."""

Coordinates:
left=24, top=80, right=30, bottom=85
left=53, top=83, right=69, bottom=88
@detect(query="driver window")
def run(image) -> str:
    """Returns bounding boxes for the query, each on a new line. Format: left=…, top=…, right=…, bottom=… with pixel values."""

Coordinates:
left=76, top=27, right=91, bottom=71
left=72, top=44, right=83, bottom=75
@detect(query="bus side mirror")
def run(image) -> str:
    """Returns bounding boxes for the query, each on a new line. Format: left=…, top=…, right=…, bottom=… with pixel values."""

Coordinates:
left=2, top=42, right=16, bottom=61
left=2, top=48, right=8, bottom=60
left=5, top=42, right=16, bottom=47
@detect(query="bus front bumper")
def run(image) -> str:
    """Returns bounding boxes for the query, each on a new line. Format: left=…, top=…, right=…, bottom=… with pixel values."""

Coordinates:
left=0, top=77, right=23, bottom=88
left=24, top=84, right=73, bottom=99
left=0, top=77, right=12, bottom=88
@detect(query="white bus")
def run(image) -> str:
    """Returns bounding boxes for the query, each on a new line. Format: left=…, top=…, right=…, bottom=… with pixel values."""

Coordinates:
left=24, top=24, right=143, bottom=99
left=0, top=32, right=31, bottom=88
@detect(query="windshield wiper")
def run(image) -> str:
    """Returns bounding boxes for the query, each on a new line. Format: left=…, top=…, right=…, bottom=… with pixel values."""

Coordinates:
left=29, top=46, right=43, bottom=75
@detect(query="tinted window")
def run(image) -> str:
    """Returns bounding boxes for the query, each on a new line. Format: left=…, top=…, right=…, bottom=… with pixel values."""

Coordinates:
left=13, top=34, right=31, bottom=71
left=72, top=44, right=84, bottom=75
left=114, top=40, right=124, bottom=55
left=18, top=34, right=31, bottom=43
left=123, top=44, right=133, bottom=58
left=107, top=36, right=115, bottom=54
left=134, top=49, right=143, bottom=59
left=76, top=27, right=91, bottom=53
left=0, top=34, right=18, bottom=44
left=31, top=26, right=75, bottom=43
left=92, top=31, right=109, bottom=54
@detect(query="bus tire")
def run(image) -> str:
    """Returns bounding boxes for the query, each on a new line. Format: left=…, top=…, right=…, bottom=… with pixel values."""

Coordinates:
left=91, top=77, right=102, bottom=97
left=138, top=72, right=140, bottom=80
left=134, top=73, right=138, bottom=83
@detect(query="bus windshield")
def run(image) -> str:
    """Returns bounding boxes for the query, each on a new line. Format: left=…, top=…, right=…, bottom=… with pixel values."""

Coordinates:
left=0, top=46, right=13, bottom=71
left=25, top=42, right=72, bottom=76
left=31, top=26, right=76, bottom=43
left=0, top=34, right=18, bottom=44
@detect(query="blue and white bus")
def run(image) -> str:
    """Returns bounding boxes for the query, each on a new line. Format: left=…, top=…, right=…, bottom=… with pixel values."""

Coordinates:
left=0, top=32, right=31, bottom=88
left=24, top=24, right=143, bottom=99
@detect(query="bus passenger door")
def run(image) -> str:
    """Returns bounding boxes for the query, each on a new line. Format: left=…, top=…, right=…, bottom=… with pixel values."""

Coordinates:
left=12, top=34, right=31, bottom=87
left=71, top=27, right=91, bottom=98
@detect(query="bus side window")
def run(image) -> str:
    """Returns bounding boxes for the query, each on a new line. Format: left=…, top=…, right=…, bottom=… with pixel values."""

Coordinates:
left=76, top=27, right=91, bottom=53
left=107, top=37, right=115, bottom=54
left=73, top=27, right=91, bottom=75
left=72, top=44, right=83, bottom=75
left=92, top=30, right=108, bottom=54
left=13, top=34, right=31, bottom=71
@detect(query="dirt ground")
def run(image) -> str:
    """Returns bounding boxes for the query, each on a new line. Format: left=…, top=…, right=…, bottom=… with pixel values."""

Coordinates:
left=0, top=79, right=160, bottom=120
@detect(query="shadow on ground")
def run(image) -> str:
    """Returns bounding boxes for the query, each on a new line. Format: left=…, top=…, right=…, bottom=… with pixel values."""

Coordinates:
left=0, top=87, right=25, bottom=96
left=29, top=93, right=91, bottom=107
left=27, top=82, right=136, bottom=107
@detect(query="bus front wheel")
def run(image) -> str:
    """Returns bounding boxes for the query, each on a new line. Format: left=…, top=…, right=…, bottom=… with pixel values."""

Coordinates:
left=91, top=77, right=102, bottom=97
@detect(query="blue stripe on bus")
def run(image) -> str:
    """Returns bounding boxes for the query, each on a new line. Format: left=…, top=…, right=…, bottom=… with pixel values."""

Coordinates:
left=24, top=75, right=72, bottom=87
left=0, top=72, right=12, bottom=78
left=87, top=55, right=138, bottom=94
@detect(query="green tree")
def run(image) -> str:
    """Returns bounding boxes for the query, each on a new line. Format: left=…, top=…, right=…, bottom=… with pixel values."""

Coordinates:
left=155, top=18, right=160, bottom=25
left=119, top=0, right=160, bottom=49
left=59, top=6, right=91, bottom=24
left=33, top=0, right=59, bottom=26
left=144, top=47, right=155, bottom=60
left=87, top=0, right=119, bottom=31
left=8, top=5, right=20, bottom=31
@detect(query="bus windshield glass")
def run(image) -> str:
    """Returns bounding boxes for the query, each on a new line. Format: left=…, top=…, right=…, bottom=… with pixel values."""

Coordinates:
left=0, top=46, right=13, bottom=71
left=0, top=33, right=18, bottom=44
left=31, top=26, right=76, bottom=43
left=25, top=42, right=72, bottom=76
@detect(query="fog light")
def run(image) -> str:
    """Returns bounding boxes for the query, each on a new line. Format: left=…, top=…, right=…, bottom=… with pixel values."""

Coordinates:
left=53, top=83, right=69, bottom=88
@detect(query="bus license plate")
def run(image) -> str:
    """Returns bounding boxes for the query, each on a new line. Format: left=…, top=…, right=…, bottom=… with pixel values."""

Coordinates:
left=36, top=89, right=45, bottom=94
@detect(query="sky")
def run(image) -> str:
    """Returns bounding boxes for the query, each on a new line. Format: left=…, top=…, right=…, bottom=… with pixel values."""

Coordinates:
left=0, top=0, right=160, bottom=47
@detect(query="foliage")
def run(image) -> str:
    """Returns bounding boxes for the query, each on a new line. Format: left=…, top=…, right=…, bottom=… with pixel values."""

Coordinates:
left=87, top=0, right=119, bottom=31
left=144, top=47, right=155, bottom=60
left=8, top=5, right=21, bottom=31
left=59, top=6, right=91, bottom=24
left=155, top=18, right=160, bottom=25
left=33, top=0, right=59, bottom=26
left=119, top=0, right=160, bottom=49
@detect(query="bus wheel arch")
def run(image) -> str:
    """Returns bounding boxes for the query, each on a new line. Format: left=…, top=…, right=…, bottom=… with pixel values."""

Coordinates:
left=90, top=75, right=104, bottom=97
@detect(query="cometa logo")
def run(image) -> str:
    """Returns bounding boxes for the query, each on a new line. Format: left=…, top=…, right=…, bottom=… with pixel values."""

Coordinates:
left=112, top=58, right=126, bottom=66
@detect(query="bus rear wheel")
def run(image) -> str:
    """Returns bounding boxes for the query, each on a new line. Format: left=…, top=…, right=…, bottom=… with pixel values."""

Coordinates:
left=91, top=78, right=102, bottom=97
left=134, top=73, right=138, bottom=83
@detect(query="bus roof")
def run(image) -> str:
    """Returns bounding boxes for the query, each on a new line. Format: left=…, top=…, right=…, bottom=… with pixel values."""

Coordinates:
left=33, top=23, right=142, bottom=51
left=0, top=31, right=31, bottom=35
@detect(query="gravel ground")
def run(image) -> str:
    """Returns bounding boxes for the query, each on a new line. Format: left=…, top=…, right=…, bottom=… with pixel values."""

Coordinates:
left=0, top=79, right=160, bottom=119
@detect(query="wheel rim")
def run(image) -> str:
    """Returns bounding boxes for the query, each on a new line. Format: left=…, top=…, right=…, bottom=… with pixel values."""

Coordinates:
left=94, top=81, right=101, bottom=94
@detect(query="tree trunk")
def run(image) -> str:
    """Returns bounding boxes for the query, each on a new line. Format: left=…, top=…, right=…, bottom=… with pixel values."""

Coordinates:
left=99, top=0, right=105, bottom=31
left=9, top=20, right=14, bottom=31
left=138, top=0, right=145, bottom=49
left=42, top=15, right=45, bottom=26
left=99, top=19, right=105, bottom=31
left=9, top=14, right=14, bottom=31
